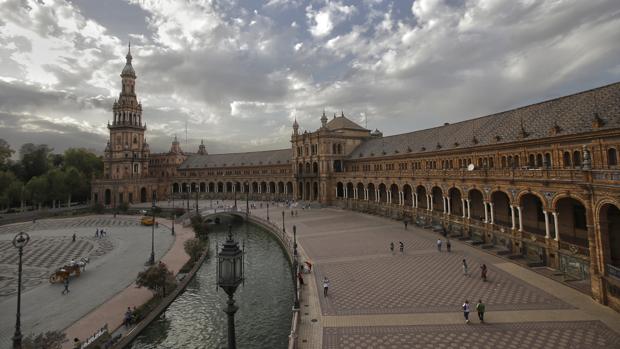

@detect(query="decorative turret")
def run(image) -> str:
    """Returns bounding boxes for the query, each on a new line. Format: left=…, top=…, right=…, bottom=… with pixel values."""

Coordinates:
left=370, top=129, right=383, bottom=137
left=292, top=118, right=299, bottom=135
left=197, top=139, right=208, bottom=155
left=170, top=135, right=183, bottom=154
left=110, top=43, right=143, bottom=128
left=320, top=110, right=328, bottom=127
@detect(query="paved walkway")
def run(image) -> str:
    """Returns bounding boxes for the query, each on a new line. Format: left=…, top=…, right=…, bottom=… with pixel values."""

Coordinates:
left=0, top=215, right=175, bottom=348
left=244, top=203, right=620, bottom=349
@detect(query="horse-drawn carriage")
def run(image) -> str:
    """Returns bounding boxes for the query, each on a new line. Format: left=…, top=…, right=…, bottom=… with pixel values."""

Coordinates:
left=49, top=257, right=90, bottom=283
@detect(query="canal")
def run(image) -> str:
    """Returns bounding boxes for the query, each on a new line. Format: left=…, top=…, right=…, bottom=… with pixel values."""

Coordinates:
left=130, top=214, right=294, bottom=348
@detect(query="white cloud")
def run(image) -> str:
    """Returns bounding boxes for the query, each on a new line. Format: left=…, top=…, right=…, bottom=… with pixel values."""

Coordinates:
left=306, top=1, right=356, bottom=38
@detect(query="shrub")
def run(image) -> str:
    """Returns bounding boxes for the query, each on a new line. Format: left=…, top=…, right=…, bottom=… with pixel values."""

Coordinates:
left=184, top=238, right=204, bottom=261
left=136, top=262, right=177, bottom=297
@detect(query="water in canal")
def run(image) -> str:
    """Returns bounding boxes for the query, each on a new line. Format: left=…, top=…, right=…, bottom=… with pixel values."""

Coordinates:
left=130, top=214, right=294, bottom=348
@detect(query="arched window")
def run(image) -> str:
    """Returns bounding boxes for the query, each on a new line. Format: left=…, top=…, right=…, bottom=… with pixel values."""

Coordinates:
left=514, top=155, right=520, bottom=167
left=536, top=154, right=543, bottom=168
left=544, top=153, right=552, bottom=168
left=573, top=150, right=581, bottom=167
left=488, top=157, right=494, bottom=168
left=501, top=156, right=507, bottom=168
left=563, top=151, right=571, bottom=168
left=528, top=154, right=535, bottom=167
left=608, top=148, right=618, bottom=166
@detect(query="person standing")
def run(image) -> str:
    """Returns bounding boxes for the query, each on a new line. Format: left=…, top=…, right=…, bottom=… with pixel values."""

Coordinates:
left=95, top=229, right=99, bottom=238
left=323, top=277, right=330, bottom=297
left=446, top=239, right=451, bottom=252
left=72, top=233, right=76, bottom=242
left=436, top=239, right=442, bottom=252
left=124, top=307, right=133, bottom=328
left=480, top=264, right=488, bottom=282
left=476, top=299, right=485, bottom=323
left=404, top=220, right=408, bottom=230
left=62, top=277, right=70, bottom=295
left=390, top=242, right=395, bottom=254
left=399, top=241, right=404, bottom=254
left=462, top=259, right=469, bottom=276
left=462, top=300, right=471, bottom=323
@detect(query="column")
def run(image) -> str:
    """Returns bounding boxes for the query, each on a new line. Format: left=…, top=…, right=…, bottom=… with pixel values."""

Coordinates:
left=510, top=205, right=516, bottom=230
left=466, top=199, right=471, bottom=219
left=335, top=188, right=338, bottom=198
left=387, top=191, right=392, bottom=204
left=429, top=195, right=433, bottom=211
left=365, top=189, right=369, bottom=201
left=461, top=199, right=466, bottom=218
left=376, top=189, right=380, bottom=202
left=400, top=191, right=404, bottom=206
left=489, top=202, right=494, bottom=224
left=344, top=187, right=348, bottom=199
left=442, top=197, right=447, bottom=213
left=447, top=197, right=451, bottom=214
left=517, top=206, right=523, bottom=231
left=413, top=193, right=418, bottom=208
left=484, top=202, right=488, bottom=223
left=552, top=212, right=559, bottom=241
left=544, top=210, right=550, bottom=239
left=284, top=185, right=288, bottom=195
left=353, top=188, right=358, bottom=200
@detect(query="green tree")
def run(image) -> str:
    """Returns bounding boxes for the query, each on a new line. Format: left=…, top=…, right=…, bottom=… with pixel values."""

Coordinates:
left=0, top=139, right=14, bottom=170
left=26, top=175, right=49, bottom=209
left=47, top=169, right=67, bottom=209
left=64, top=166, right=85, bottom=206
left=7, top=179, right=25, bottom=210
left=0, top=170, right=16, bottom=209
left=20, top=143, right=52, bottom=181
left=136, top=262, right=177, bottom=297
left=64, top=148, right=103, bottom=179
left=184, top=238, right=204, bottom=261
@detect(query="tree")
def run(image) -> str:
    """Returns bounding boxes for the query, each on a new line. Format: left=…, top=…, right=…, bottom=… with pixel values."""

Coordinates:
left=0, top=139, right=14, bottom=169
left=21, top=330, right=67, bottom=349
left=26, top=175, right=49, bottom=209
left=184, top=238, right=204, bottom=261
left=7, top=179, right=24, bottom=210
left=0, top=170, right=16, bottom=209
left=47, top=169, right=67, bottom=209
left=64, top=148, right=103, bottom=179
left=64, top=166, right=84, bottom=206
left=20, top=143, right=52, bottom=181
left=136, top=262, right=177, bottom=297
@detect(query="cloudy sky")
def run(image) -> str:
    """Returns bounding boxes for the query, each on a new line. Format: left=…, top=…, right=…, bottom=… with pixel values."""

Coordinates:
left=1, top=0, right=619, bottom=155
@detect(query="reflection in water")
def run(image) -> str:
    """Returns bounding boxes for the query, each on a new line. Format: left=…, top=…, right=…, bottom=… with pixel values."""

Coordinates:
left=131, top=215, right=293, bottom=349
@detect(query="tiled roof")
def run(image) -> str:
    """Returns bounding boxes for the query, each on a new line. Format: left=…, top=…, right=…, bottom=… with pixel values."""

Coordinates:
left=178, top=148, right=291, bottom=169
left=349, top=82, right=620, bottom=159
left=326, top=115, right=368, bottom=131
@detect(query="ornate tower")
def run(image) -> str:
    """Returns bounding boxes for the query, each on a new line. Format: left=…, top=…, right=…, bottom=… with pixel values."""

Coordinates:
left=103, top=44, right=150, bottom=180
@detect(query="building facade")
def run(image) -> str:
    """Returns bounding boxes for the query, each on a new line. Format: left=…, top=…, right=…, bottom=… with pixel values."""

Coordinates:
left=92, top=49, right=620, bottom=311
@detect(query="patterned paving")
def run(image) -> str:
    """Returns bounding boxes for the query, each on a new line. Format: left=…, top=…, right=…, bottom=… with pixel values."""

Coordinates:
left=0, top=217, right=132, bottom=297
left=0, top=217, right=140, bottom=236
left=323, top=321, right=620, bottom=349
left=314, top=252, right=571, bottom=316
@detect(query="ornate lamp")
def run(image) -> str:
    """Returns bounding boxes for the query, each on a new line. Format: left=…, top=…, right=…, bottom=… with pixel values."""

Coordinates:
left=217, top=225, right=244, bottom=349
left=12, top=232, right=30, bottom=349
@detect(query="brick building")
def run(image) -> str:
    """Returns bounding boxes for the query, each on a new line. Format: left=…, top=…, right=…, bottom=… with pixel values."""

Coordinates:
left=92, top=48, right=620, bottom=311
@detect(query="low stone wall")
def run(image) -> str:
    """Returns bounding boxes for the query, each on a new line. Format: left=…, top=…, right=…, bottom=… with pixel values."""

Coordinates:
left=112, top=249, right=209, bottom=349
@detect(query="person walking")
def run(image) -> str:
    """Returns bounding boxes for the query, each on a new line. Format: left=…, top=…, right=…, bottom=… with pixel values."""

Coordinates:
left=404, top=220, right=408, bottom=230
left=476, top=299, right=485, bottom=323
left=72, top=233, right=76, bottom=242
left=462, top=259, right=469, bottom=276
left=462, top=300, right=471, bottom=324
left=62, top=277, right=70, bottom=295
left=390, top=242, right=395, bottom=254
left=399, top=241, right=404, bottom=254
left=323, top=277, right=330, bottom=297
left=446, top=239, right=451, bottom=252
left=95, top=229, right=99, bottom=238
left=480, top=264, right=488, bottom=282
left=436, top=239, right=442, bottom=252
left=124, top=307, right=133, bottom=328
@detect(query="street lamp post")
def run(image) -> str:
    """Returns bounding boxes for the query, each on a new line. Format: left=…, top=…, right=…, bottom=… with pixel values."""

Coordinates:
left=282, top=210, right=285, bottom=233
left=292, top=225, right=300, bottom=309
left=245, top=184, right=249, bottom=220
left=12, top=232, right=30, bottom=349
left=217, top=225, right=244, bottom=349
left=267, top=203, right=270, bottom=221
left=233, top=187, right=237, bottom=211
left=148, top=198, right=156, bottom=265
left=171, top=185, right=175, bottom=236
left=195, top=187, right=199, bottom=215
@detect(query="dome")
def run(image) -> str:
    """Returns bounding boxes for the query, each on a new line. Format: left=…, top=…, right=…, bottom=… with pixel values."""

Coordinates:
left=121, top=62, right=136, bottom=77
left=370, top=129, right=383, bottom=137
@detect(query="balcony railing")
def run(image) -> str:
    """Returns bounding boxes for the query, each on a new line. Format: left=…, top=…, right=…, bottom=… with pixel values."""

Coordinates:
left=607, top=264, right=620, bottom=280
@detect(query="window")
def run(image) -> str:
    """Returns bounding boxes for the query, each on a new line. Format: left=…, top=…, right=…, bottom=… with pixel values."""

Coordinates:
left=573, top=151, right=581, bottom=167
left=528, top=154, right=535, bottom=168
left=501, top=156, right=507, bottom=168
left=536, top=154, right=543, bottom=168
left=608, top=148, right=618, bottom=166
left=563, top=152, right=571, bottom=168
left=544, top=153, right=552, bottom=168
left=574, top=205, right=586, bottom=229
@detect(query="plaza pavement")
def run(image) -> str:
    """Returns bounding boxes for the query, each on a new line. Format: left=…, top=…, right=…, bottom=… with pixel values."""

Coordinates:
left=0, top=215, right=174, bottom=348
left=243, top=203, right=620, bottom=349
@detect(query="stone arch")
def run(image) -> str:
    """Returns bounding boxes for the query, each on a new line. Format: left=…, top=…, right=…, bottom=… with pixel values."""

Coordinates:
left=104, top=189, right=111, bottom=205
left=516, top=190, right=548, bottom=210
left=390, top=183, right=399, bottom=203
left=217, top=182, right=224, bottom=193
left=431, top=186, right=443, bottom=211
left=491, top=190, right=511, bottom=227
left=448, top=187, right=462, bottom=216
left=468, top=188, right=485, bottom=221
left=336, top=182, right=344, bottom=198
left=346, top=182, right=354, bottom=199
left=598, top=202, right=620, bottom=268
left=520, top=192, right=545, bottom=235
left=357, top=182, right=365, bottom=200
left=368, top=183, right=376, bottom=201
left=278, top=181, right=284, bottom=194
left=286, top=182, right=293, bottom=196
left=173, top=183, right=180, bottom=193
left=378, top=183, right=387, bottom=203
left=269, top=181, right=276, bottom=194
left=416, top=185, right=427, bottom=209
left=140, top=187, right=147, bottom=203
left=403, top=184, right=413, bottom=207
left=555, top=197, right=588, bottom=247
left=208, top=182, right=215, bottom=193
left=200, top=182, right=206, bottom=192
